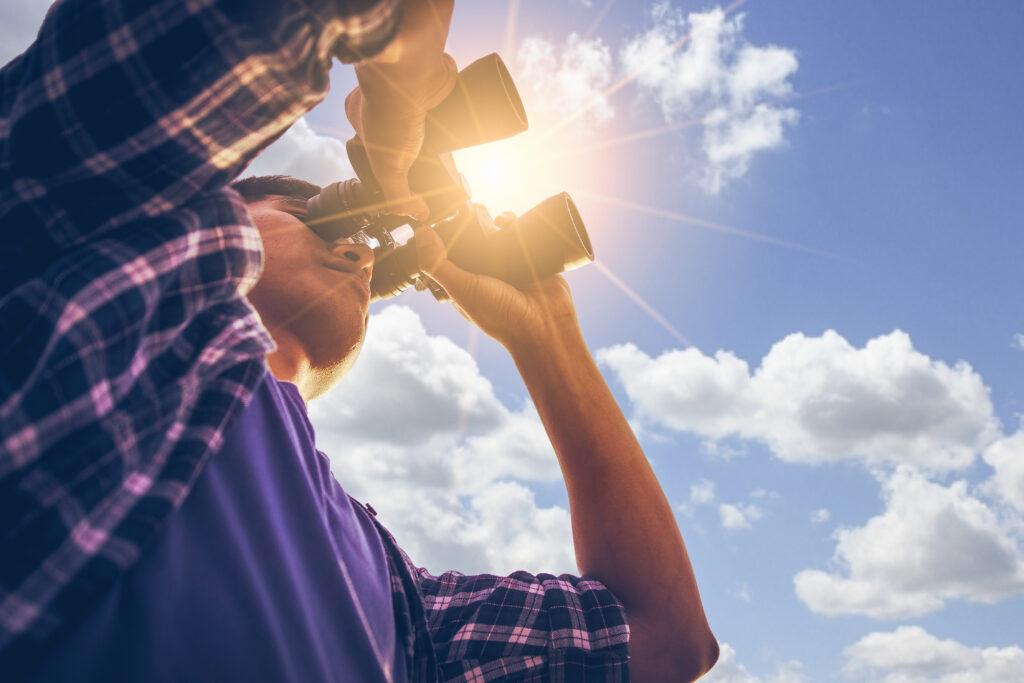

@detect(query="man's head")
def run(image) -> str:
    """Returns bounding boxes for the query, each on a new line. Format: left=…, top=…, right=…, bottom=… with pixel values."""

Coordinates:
left=233, top=175, right=375, bottom=400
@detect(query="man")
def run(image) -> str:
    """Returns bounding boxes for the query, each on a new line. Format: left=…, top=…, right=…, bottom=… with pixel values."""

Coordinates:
left=0, top=0, right=718, bottom=680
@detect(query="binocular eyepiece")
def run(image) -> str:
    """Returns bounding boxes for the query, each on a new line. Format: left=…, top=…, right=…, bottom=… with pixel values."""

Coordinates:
left=305, top=53, right=594, bottom=302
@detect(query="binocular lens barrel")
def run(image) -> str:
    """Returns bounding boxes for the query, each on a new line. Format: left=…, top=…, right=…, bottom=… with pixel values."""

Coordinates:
left=305, top=179, right=374, bottom=244
left=356, top=192, right=593, bottom=301
left=303, top=51, right=595, bottom=302
left=422, top=54, right=528, bottom=154
left=491, top=193, right=593, bottom=286
left=307, top=54, right=529, bottom=243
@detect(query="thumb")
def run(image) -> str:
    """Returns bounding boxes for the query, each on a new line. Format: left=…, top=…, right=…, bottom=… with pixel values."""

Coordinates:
left=377, top=173, right=429, bottom=222
left=415, top=228, right=477, bottom=301
left=344, top=87, right=364, bottom=133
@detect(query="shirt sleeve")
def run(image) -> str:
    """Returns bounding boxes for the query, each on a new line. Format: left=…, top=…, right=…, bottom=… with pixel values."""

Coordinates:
left=0, top=0, right=400, bottom=281
left=412, top=566, right=631, bottom=682
left=0, top=0, right=401, bottom=672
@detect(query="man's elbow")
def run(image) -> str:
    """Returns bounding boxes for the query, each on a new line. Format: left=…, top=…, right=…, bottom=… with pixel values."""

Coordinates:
left=676, top=631, right=719, bottom=682
left=630, top=620, right=720, bottom=682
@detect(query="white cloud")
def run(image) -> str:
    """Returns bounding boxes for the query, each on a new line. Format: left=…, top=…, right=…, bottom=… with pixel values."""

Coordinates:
left=599, top=328, right=1024, bottom=617
left=703, top=642, right=807, bottom=683
left=621, top=4, right=800, bottom=193
left=309, top=306, right=575, bottom=576
left=0, top=0, right=52, bottom=65
left=701, top=438, right=748, bottom=461
left=678, top=479, right=765, bottom=530
left=733, top=583, right=751, bottom=603
left=242, top=117, right=354, bottom=187
left=701, top=104, right=799, bottom=193
left=368, top=479, right=575, bottom=576
left=982, top=430, right=1024, bottom=515
left=719, top=502, right=764, bottom=531
left=810, top=508, right=831, bottom=524
left=1012, top=333, right=1024, bottom=351
left=599, top=343, right=753, bottom=440
left=516, top=32, right=615, bottom=125
left=691, top=478, right=717, bottom=505
left=597, top=330, right=1000, bottom=472
left=843, top=626, right=1024, bottom=683
left=794, top=466, right=1024, bottom=619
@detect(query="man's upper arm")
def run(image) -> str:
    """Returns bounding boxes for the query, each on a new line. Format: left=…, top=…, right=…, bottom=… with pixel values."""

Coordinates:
left=0, top=0, right=399, bottom=278
left=0, top=0, right=401, bottom=671
left=414, top=567, right=631, bottom=682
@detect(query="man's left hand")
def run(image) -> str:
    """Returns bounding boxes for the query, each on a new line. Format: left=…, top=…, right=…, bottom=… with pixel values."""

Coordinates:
left=413, top=226, right=581, bottom=355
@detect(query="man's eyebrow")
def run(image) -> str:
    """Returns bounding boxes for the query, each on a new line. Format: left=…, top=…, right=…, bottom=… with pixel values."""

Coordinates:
left=272, top=196, right=309, bottom=211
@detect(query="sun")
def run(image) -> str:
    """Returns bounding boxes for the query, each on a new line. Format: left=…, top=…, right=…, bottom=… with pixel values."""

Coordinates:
left=453, top=128, right=604, bottom=220
left=454, top=135, right=536, bottom=217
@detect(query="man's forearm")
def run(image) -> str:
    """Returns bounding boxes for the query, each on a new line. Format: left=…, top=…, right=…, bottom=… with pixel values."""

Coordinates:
left=348, top=0, right=456, bottom=219
left=507, top=323, right=718, bottom=680
left=413, top=209, right=718, bottom=678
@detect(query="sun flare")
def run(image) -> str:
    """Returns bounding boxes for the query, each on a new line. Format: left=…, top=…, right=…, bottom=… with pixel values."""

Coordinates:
left=453, top=128, right=609, bottom=220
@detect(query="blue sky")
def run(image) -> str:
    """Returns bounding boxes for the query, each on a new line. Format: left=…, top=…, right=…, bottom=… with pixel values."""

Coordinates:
left=5, top=1, right=1024, bottom=681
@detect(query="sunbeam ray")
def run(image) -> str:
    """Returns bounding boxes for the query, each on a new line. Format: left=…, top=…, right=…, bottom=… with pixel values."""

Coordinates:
left=547, top=117, right=704, bottom=162
left=594, top=261, right=692, bottom=347
left=582, top=0, right=617, bottom=42
left=503, top=0, right=519, bottom=62
left=536, top=0, right=749, bottom=143
left=543, top=79, right=854, bottom=164
left=783, top=79, right=864, bottom=104
left=304, top=182, right=464, bottom=232
left=578, top=191, right=852, bottom=262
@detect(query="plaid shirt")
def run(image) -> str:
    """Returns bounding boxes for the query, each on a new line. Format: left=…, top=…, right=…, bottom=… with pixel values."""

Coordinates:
left=0, top=0, right=629, bottom=679
left=366, top=508, right=630, bottom=682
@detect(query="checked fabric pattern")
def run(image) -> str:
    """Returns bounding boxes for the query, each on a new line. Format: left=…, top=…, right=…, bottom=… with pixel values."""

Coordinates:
left=417, top=570, right=630, bottom=682
left=0, top=0, right=399, bottom=672
left=0, top=0, right=631, bottom=679
left=367, top=511, right=631, bottom=682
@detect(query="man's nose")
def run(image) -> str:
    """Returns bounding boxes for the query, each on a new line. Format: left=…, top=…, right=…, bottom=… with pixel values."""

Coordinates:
left=332, top=240, right=375, bottom=275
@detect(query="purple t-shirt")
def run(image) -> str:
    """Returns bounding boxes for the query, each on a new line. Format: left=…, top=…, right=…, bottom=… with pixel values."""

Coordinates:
left=31, top=375, right=406, bottom=682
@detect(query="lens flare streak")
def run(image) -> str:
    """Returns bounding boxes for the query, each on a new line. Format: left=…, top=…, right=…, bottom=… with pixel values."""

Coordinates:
left=503, top=0, right=519, bottom=63
left=582, top=0, right=617, bottom=42
left=537, top=0, right=750, bottom=143
left=594, top=261, right=692, bottom=347
left=578, top=191, right=849, bottom=261
left=547, top=117, right=704, bottom=162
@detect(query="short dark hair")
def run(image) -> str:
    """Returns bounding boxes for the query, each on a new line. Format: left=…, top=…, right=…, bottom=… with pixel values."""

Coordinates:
left=231, top=175, right=321, bottom=203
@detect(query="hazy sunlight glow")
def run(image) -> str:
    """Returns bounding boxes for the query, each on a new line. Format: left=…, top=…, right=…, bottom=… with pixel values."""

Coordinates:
left=455, top=130, right=609, bottom=217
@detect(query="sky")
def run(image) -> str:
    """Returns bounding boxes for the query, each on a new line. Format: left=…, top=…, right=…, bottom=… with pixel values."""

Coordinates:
left=4, top=1, right=1024, bottom=681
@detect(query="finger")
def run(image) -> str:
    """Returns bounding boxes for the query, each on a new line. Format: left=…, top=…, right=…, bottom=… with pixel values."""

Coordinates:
left=348, top=90, right=430, bottom=221
left=417, top=239, right=480, bottom=305
left=344, top=88, right=363, bottom=132
left=364, top=130, right=430, bottom=220
left=494, top=211, right=517, bottom=229
left=412, top=226, right=447, bottom=273
left=417, top=272, right=453, bottom=304
left=376, top=170, right=429, bottom=221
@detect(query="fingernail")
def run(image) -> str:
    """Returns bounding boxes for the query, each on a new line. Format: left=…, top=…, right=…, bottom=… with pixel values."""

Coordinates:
left=408, top=201, right=429, bottom=222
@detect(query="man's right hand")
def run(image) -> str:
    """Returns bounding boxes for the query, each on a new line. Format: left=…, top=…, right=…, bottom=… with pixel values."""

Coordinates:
left=413, top=225, right=584, bottom=357
left=347, top=0, right=456, bottom=221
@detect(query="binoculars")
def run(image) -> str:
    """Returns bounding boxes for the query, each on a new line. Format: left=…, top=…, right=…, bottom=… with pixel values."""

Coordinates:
left=305, top=54, right=594, bottom=301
